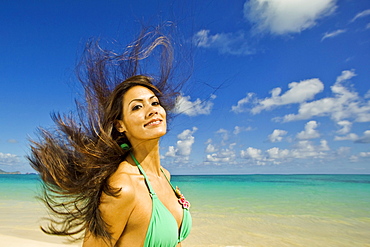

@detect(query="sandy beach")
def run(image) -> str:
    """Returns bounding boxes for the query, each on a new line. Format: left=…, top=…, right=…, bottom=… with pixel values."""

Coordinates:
left=1, top=205, right=370, bottom=247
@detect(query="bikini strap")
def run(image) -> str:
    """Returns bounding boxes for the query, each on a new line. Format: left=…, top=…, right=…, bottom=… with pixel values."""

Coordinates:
left=130, top=152, right=156, bottom=196
left=160, top=167, right=176, bottom=192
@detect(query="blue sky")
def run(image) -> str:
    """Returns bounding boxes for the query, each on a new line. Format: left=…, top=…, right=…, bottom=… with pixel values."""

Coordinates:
left=1, top=0, right=369, bottom=174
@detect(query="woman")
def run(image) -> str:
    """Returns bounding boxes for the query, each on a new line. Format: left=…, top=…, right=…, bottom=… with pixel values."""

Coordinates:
left=28, top=30, right=192, bottom=247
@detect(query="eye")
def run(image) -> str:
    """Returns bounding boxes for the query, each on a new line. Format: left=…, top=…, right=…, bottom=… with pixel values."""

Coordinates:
left=132, top=104, right=142, bottom=111
left=152, top=101, right=160, bottom=106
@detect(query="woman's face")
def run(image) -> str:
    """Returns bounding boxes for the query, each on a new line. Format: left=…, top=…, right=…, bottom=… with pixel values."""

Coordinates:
left=118, top=85, right=167, bottom=145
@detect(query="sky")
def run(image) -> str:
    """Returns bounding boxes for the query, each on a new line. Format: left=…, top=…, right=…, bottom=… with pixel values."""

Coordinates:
left=1, top=0, right=370, bottom=174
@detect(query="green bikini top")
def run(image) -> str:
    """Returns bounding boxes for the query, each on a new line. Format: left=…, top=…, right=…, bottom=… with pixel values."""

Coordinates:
left=130, top=153, right=192, bottom=247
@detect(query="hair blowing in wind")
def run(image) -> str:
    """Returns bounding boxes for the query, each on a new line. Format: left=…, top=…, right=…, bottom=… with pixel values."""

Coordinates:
left=28, top=29, right=181, bottom=243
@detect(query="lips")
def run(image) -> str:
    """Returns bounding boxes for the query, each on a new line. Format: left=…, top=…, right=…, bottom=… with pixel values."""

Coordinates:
left=144, top=119, right=162, bottom=127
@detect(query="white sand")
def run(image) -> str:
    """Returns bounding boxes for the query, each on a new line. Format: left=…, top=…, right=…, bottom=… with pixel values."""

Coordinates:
left=0, top=235, right=79, bottom=247
left=1, top=199, right=370, bottom=247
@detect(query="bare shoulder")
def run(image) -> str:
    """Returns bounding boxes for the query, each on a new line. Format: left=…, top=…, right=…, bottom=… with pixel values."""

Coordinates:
left=104, top=161, right=138, bottom=201
left=83, top=161, right=139, bottom=246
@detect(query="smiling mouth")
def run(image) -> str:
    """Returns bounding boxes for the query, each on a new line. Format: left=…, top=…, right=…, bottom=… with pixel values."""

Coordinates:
left=144, top=119, right=162, bottom=127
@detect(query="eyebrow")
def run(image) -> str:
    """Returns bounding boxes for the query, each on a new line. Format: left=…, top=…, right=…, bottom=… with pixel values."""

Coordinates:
left=128, top=95, right=157, bottom=105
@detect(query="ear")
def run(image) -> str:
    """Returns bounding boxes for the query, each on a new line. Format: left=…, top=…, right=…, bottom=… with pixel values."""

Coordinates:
left=114, top=120, right=126, bottom=133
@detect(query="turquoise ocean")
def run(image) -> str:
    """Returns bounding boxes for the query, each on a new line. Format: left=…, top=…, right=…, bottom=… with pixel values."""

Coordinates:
left=0, top=174, right=369, bottom=246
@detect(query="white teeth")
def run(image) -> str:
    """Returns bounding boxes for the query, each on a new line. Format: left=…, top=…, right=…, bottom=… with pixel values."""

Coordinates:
left=146, top=120, right=161, bottom=126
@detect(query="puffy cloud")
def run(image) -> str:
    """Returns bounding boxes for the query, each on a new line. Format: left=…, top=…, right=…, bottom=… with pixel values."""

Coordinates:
left=232, top=70, right=370, bottom=123
left=176, top=127, right=198, bottom=156
left=266, top=147, right=290, bottom=160
left=268, top=129, right=287, bottom=142
left=174, top=94, right=215, bottom=116
left=205, top=143, right=217, bottom=153
left=334, top=121, right=360, bottom=142
left=350, top=9, right=370, bottom=23
left=241, top=139, right=330, bottom=165
left=320, top=139, right=330, bottom=151
left=279, top=70, right=370, bottom=122
left=244, top=0, right=337, bottom=35
left=0, top=152, right=20, bottom=165
left=290, top=139, right=330, bottom=159
left=336, top=120, right=352, bottom=135
left=233, top=126, right=252, bottom=135
left=365, top=90, right=370, bottom=99
left=321, top=29, right=347, bottom=41
left=192, top=30, right=253, bottom=55
left=336, top=69, right=356, bottom=83
left=233, top=78, right=324, bottom=114
left=355, top=130, right=370, bottom=143
left=334, top=133, right=359, bottom=141
left=241, top=147, right=263, bottom=160
left=165, top=127, right=198, bottom=162
left=296, top=121, right=320, bottom=139
left=359, top=152, right=370, bottom=157
left=216, top=128, right=229, bottom=141
left=206, top=148, right=236, bottom=164
left=350, top=151, right=370, bottom=163
left=231, top=93, right=255, bottom=113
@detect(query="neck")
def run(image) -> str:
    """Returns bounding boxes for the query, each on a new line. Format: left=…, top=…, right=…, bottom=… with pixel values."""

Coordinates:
left=130, top=139, right=162, bottom=176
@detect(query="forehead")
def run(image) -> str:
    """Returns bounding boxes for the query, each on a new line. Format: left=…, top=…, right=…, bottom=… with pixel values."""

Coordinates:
left=123, top=86, right=156, bottom=102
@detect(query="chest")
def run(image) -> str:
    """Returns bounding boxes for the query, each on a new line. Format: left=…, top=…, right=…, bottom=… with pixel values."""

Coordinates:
left=127, top=175, right=183, bottom=231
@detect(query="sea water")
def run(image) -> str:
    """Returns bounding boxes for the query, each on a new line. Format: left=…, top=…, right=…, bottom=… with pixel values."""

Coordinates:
left=1, top=174, right=369, bottom=246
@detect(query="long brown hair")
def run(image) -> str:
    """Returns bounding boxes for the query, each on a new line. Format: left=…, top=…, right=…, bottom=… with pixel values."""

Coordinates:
left=28, top=29, right=179, bottom=243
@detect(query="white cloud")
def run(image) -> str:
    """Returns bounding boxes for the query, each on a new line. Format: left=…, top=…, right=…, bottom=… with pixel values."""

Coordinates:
left=350, top=151, right=370, bottom=162
left=334, top=133, right=359, bottom=141
left=205, top=143, right=217, bottom=153
left=176, top=127, right=198, bottom=156
left=266, top=147, right=290, bottom=160
left=244, top=0, right=337, bottom=35
left=192, top=29, right=253, bottom=55
left=359, top=152, right=370, bottom=157
left=256, top=79, right=324, bottom=113
left=336, top=69, right=356, bottom=83
left=232, top=70, right=370, bottom=123
left=165, top=146, right=177, bottom=157
left=165, top=127, right=198, bottom=162
left=248, top=78, right=324, bottom=114
left=233, top=126, right=252, bottom=135
left=335, top=147, right=351, bottom=156
left=206, top=148, right=236, bottom=164
left=216, top=128, right=229, bottom=142
left=350, top=9, right=370, bottom=23
left=241, top=139, right=331, bottom=165
left=240, top=147, right=266, bottom=165
left=365, top=90, right=370, bottom=99
left=321, top=29, right=347, bottom=41
left=268, top=129, right=287, bottom=142
left=0, top=152, right=20, bottom=165
left=296, top=121, right=320, bottom=139
left=320, top=139, right=330, bottom=151
left=231, top=93, right=255, bottom=113
left=174, top=94, right=215, bottom=116
left=336, top=120, right=352, bottom=135
left=355, top=130, right=370, bottom=143
left=279, top=70, right=370, bottom=122
left=290, top=140, right=329, bottom=159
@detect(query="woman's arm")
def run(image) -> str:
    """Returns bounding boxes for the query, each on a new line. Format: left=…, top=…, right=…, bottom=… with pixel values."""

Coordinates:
left=83, top=177, right=136, bottom=247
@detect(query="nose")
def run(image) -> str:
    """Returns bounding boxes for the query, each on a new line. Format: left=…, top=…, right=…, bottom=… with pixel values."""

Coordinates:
left=147, top=105, right=158, bottom=118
